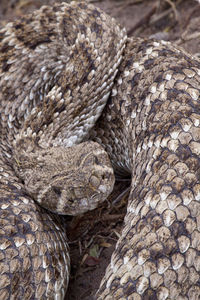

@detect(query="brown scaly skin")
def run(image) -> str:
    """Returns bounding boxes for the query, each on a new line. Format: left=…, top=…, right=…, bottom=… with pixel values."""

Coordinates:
left=0, top=2, right=126, bottom=299
left=1, top=1, right=200, bottom=299
left=92, top=38, right=200, bottom=299
left=0, top=136, right=70, bottom=299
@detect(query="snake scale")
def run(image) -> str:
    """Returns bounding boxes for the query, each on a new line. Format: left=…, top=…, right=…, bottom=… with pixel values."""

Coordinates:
left=0, top=1, right=200, bottom=299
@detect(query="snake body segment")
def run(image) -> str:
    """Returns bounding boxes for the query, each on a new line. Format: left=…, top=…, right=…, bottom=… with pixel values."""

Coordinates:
left=93, top=38, right=200, bottom=299
left=0, top=1, right=200, bottom=300
left=0, top=2, right=125, bottom=298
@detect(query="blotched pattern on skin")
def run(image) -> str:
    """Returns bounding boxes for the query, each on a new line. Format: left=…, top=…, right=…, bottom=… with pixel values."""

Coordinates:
left=1, top=1, right=200, bottom=299
left=0, top=2, right=125, bottom=298
left=92, top=38, right=200, bottom=299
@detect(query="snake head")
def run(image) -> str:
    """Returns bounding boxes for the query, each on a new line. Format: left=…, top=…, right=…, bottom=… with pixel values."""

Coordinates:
left=14, top=141, right=115, bottom=215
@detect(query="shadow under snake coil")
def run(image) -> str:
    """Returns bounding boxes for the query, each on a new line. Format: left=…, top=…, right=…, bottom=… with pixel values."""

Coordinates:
left=0, top=1, right=200, bottom=300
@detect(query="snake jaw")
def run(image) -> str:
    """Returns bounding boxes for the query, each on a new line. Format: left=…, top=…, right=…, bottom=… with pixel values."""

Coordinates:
left=46, top=149, right=115, bottom=216
left=13, top=141, right=115, bottom=216
left=35, top=170, right=115, bottom=216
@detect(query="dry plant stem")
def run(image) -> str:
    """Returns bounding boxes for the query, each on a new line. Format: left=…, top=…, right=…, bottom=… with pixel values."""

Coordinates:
left=150, top=0, right=182, bottom=26
left=164, top=0, right=179, bottom=21
left=127, top=3, right=157, bottom=35
left=176, top=32, right=200, bottom=45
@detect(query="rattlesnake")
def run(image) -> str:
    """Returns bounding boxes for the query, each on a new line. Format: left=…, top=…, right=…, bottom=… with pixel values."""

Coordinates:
left=0, top=1, right=200, bottom=300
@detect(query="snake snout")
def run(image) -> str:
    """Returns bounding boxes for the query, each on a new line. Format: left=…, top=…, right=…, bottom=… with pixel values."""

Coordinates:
left=91, top=164, right=115, bottom=195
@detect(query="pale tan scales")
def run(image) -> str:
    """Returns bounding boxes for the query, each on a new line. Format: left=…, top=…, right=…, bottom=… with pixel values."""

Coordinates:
left=0, top=1, right=200, bottom=300
left=0, top=2, right=125, bottom=299
left=92, top=38, right=200, bottom=299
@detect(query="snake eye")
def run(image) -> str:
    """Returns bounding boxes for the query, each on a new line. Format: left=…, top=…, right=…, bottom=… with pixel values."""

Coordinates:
left=52, top=186, right=62, bottom=196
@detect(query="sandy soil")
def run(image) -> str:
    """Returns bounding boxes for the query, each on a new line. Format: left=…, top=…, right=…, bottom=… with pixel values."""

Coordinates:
left=0, top=1, right=200, bottom=299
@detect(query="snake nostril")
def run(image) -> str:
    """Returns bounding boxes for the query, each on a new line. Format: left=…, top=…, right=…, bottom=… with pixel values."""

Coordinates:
left=52, top=186, right=62, bottom=196
left=94, top=156, right=99, bottom=165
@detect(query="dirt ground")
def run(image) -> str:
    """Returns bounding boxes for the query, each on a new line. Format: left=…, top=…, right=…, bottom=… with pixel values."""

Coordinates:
left=0, top=0, right=200, bottom=299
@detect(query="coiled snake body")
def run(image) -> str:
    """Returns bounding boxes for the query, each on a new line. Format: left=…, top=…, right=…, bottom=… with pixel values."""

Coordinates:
left=0, top=2, right=200, bottom=299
